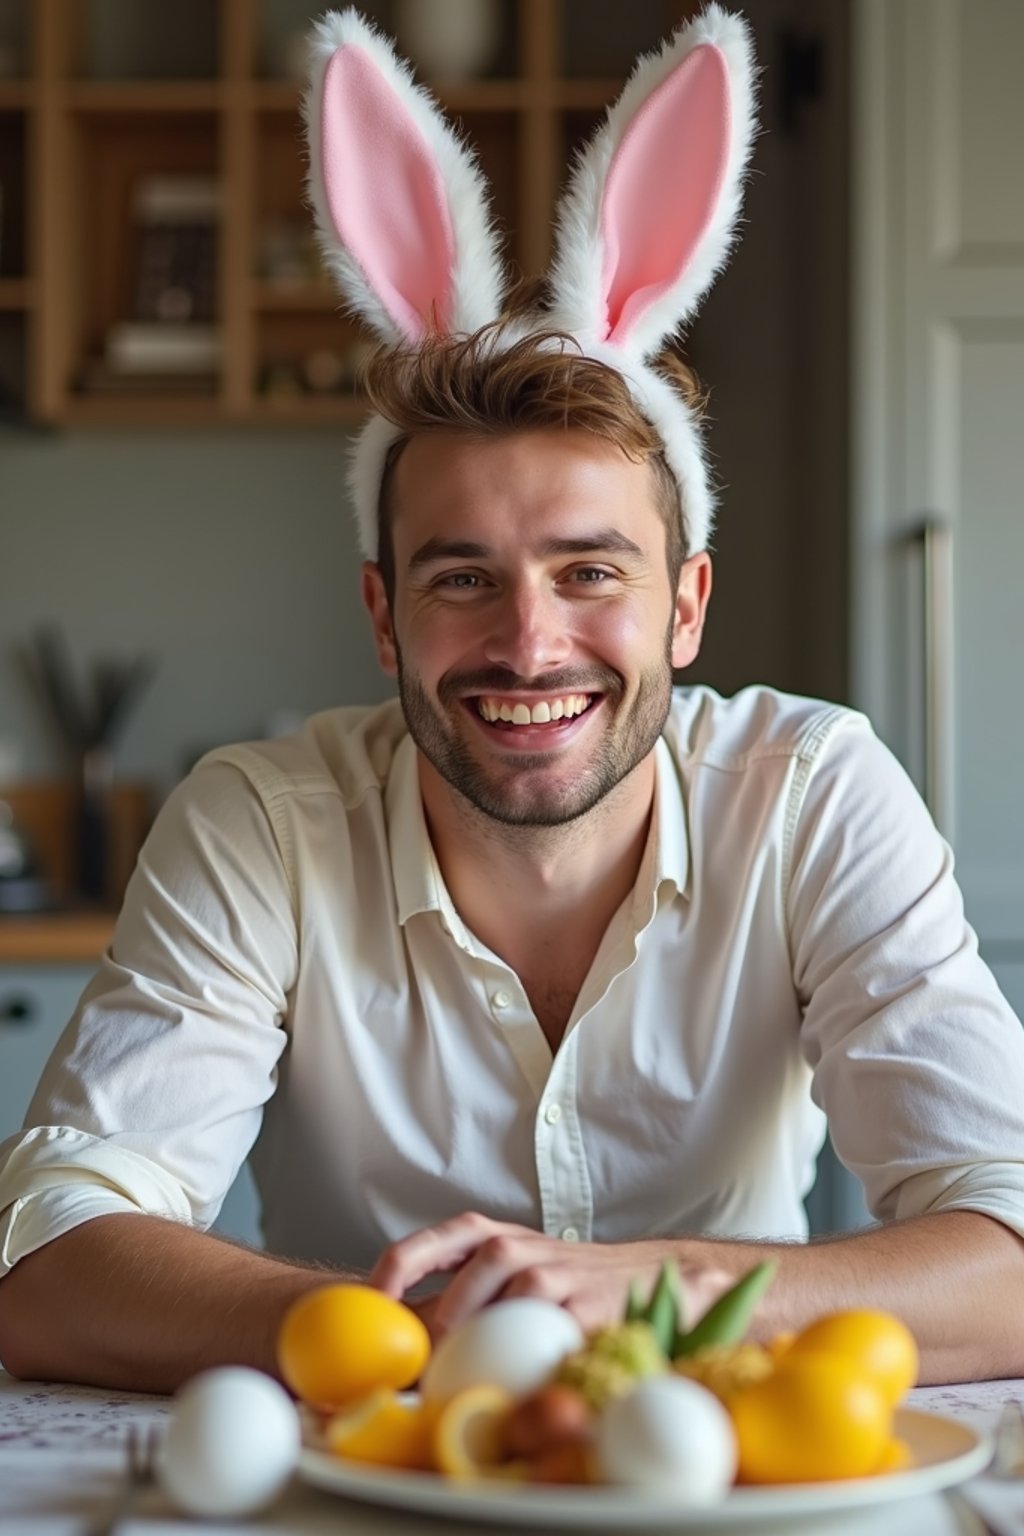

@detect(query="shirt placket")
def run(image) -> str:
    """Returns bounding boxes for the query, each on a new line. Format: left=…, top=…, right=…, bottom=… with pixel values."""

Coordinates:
left=534, top=1030, right=593, bottom=1243
left=472, top=959, right=594, bottom=1243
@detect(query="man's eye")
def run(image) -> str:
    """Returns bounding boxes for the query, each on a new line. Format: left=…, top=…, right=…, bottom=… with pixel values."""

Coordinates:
left=438, top=571, right=483, bottom=589
left=570, top=567, right=612, bottom=583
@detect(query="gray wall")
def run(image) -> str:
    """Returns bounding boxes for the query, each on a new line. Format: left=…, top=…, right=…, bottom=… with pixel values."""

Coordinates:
left=0, top=429, right=393, bottom=796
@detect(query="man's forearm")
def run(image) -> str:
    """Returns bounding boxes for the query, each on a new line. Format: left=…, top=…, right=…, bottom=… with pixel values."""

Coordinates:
left=675, top=1210, right=1024, bottom=1384
left=0, top=1213, right=361, bottom=1394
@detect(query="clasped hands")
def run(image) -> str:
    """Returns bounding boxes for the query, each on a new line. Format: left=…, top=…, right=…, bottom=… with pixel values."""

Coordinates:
left=369, top=1211, right=733, bottom=1340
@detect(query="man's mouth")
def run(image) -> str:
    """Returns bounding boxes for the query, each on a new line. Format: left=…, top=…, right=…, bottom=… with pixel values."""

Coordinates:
left=473, top=693, right=597, bottom=727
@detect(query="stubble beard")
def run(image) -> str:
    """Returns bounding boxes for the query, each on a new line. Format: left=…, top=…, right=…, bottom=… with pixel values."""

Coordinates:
left=395, top=631, right=676, bottom=828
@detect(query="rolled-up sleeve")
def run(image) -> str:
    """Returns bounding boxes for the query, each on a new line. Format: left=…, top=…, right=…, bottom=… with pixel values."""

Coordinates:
left=0, top=756, right=298, bottom=1274
left=787, top=717, right=1024, bottom=1234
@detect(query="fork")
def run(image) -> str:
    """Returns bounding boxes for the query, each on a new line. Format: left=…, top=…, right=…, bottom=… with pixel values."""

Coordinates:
left=85, top=1423, right=162, bottom=1536
left=992, top=1400, right=1024, bottom=1478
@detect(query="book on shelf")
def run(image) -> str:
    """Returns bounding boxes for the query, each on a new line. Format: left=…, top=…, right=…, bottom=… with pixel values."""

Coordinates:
left=131, top=175, right=219, bottom=326
left=103, top=322, right=221, bottom=376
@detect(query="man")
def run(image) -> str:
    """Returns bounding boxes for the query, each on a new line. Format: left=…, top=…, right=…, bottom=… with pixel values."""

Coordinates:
left=2, top=7, right=1023, bottom=1393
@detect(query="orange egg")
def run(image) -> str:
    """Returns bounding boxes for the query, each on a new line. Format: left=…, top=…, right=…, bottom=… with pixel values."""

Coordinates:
left=277, top=1285, right=430, bottom=1410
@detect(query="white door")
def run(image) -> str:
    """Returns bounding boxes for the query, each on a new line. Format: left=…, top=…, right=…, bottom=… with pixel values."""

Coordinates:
left=851, top=0, right=1024, bottom=1024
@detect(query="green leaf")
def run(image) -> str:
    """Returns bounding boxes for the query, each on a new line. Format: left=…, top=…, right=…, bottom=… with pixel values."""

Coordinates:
left=673, top=1260, right=778, bottom=1358
left=624, top=1277, right=647, bottom=1324
left=646, top=1261, right=683, bottom=1357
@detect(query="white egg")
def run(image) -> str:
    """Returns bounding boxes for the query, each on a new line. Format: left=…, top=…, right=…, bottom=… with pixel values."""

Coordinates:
left=159, top=1366, right=301, bottom=1518
left=596, top=1375, right=737, bottom=1502
left=420, top=1298, right=584, bottom=1402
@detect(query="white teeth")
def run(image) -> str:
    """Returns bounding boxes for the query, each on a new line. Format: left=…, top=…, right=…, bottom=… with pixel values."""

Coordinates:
left=477, top=694, right=592, bottom=724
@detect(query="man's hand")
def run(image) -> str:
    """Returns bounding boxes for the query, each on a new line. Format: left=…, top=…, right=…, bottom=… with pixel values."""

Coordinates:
left=375, top=1209, right=1024, bottom=1383
left=369, top=1211, right=732, bottom=1338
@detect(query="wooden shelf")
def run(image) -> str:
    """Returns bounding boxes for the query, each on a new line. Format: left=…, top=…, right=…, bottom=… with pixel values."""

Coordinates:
left=0, top=911, right=116, bottom=964
left=552, top=79, right=627, bottom=109
left=250, top=78, right=528, bottom=115
left=252, top=282, right=340, bottom=313
left=1, top=1, right=677, bottom=426
left=0, top=82, right=34, bottom=109
left=0, top=279, right=34, bottom=311
left=249, top=394, right=368, bottom=426
left=55, top=391, right=367, bottom=427
left=59, top=393, right=224, bottom=427
left=65, top=81, right=223, bottom=113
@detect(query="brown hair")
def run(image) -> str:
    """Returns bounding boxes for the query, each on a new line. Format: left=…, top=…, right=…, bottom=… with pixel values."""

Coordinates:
left=363, top=313, right=706, bottom=604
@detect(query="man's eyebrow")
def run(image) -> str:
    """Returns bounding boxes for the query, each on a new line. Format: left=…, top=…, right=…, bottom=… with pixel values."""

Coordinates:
left=409, top=538, right=493, bottom=570
left=408, top=529, right=645, bottom=570
left=537, top=529, right=645, bottom=559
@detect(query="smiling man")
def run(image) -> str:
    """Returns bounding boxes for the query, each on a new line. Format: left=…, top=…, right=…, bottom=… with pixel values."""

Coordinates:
left=2, top=6, right=1024, bottom=1394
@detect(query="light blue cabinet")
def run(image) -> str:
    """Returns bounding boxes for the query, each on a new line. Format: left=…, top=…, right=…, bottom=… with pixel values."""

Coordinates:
left=0, top=963, right=262, bottom=1247
left=0, top=964, right=93, bottom=1140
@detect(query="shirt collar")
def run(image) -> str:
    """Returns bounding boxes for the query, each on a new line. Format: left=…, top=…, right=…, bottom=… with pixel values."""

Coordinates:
left=632, top=734, right=691, bottom=922
left=386, top=730, right=691, bottom=931
left=386, top=733, right=450, bottom=928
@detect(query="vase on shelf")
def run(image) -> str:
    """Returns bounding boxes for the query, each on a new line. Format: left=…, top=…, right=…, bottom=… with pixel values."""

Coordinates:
left=394, top=0, right=502, bottom=83
left=77, top=745, right=114, bottom=904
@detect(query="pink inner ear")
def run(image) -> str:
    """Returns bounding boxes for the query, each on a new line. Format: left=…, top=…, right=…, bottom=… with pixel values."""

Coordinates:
left=321, top=46, right=456, bottom=341
left=600, top=44, right=731, bottom=345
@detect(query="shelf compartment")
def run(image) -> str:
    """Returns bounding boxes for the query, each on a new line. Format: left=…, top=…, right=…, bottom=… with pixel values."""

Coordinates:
left=0, top=0, right=31, bottom=81
left=61, top=111, right=222, bottom=409
left=254, top=0, right=520, bottom=83
left=560, top=1, right=679, bottom=79
left=0, top=106, right=28, bottom=278
left=255, top=307, right=373, bottom=407
left=76, top=0, right=219, bottom=81
left=0, top=311, right=28, bottom=415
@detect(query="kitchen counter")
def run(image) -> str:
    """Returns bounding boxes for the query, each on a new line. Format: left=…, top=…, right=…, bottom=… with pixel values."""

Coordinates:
left=1, top=1370, right=1021, bottom=1534
left=0, top=910, right=115, bottom=964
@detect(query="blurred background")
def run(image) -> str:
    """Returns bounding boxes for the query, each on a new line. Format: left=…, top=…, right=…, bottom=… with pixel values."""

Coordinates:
left=0, top=0, right=1021, bottom=1238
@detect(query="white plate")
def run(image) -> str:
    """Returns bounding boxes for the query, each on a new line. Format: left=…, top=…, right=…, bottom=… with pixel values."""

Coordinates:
left=299, top=1407, right=992, bottom=1528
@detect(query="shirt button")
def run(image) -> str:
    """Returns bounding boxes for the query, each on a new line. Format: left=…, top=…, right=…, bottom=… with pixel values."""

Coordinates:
left=561, top=1226, right=580, bottom=1242
left=492, top=989, right=511, bottom=1009
left=544, top=1103, right=562, bottom=1125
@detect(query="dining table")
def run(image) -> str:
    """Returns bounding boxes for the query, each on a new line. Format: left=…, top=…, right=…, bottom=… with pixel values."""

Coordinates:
left=1, top=1367, right=1022, bottom=1535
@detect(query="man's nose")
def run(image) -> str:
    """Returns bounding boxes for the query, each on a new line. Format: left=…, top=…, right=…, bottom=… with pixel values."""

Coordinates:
left=481, top=581, right=573, bottom=676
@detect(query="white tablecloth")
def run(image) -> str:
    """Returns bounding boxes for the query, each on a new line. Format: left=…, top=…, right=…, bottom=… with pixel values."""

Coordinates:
left=0, top=1369, right=1021, bottom=1534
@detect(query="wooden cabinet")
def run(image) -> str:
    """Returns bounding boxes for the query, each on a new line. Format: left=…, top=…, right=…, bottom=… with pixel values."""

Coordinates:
left=0, top=0, right=687, bottom=428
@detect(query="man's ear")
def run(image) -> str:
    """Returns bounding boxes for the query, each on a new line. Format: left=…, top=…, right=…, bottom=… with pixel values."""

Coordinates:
left=361, top=562, right=398, bottom=676
left=671, top=551, right=712, bottom=669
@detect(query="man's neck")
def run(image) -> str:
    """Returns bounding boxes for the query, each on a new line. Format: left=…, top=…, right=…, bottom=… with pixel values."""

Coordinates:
left=417, top=753, right=657, bottom=983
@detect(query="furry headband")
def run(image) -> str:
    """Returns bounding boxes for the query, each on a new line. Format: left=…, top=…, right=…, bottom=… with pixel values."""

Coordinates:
left=304, top=6, right=757, bottom=560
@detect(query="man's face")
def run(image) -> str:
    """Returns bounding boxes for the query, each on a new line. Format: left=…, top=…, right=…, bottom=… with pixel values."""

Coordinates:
left=363, top=430, right=711, bottom=827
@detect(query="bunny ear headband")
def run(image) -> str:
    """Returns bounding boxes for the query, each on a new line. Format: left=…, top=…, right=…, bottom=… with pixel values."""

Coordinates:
left=304, top=5, right=757, bottom=559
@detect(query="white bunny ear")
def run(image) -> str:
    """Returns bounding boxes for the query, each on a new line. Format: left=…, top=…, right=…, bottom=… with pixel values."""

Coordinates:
left=547, top=4, right=757, bottom=358
left=304, top=8, right=506, bottom=344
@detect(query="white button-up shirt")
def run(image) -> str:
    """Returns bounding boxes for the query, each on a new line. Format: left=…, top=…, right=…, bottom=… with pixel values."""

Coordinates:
left=2, top=686, right=1023, bottom=1277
